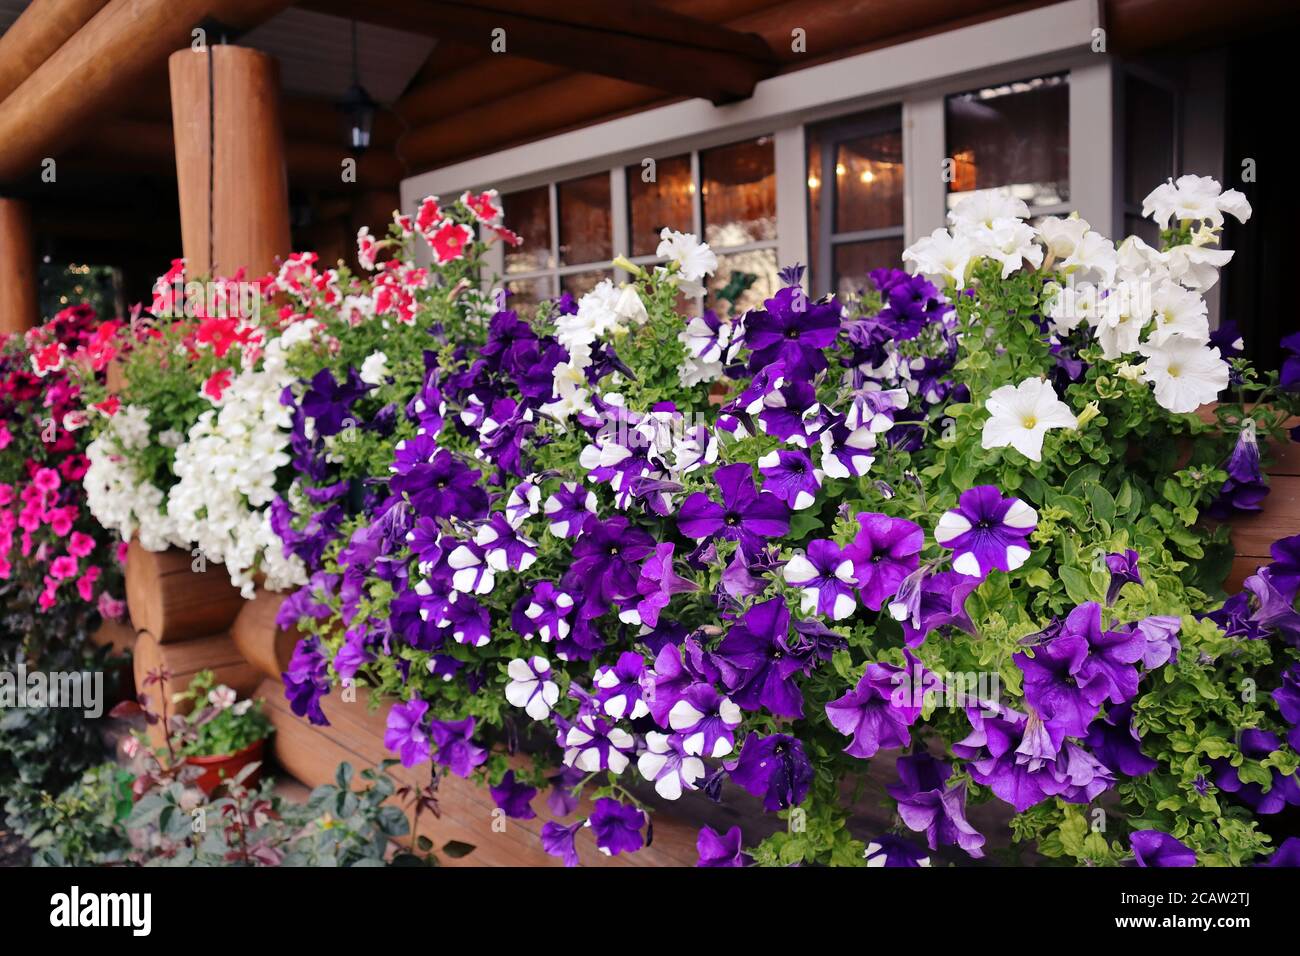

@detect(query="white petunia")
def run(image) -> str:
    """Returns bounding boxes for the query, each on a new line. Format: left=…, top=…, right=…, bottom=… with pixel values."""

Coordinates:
left=1148, top=281, right=1209, bottom=346
left=656, top=228, right=718, bottom=297
left=903, top=228, right=974, bottom=286
left=1141, top=174, right=1252, bottom=230
left=1137, top=338, right=1229, bottom=414
left=981, top=377, right=1078, bottom=461
left=505, top=656, right=559, bottom=721
left=359, top=350, right=389, bottom=385
left=948, top=191, right=1031, bottom=228
left=1094, top=281, right=1154, bottom=360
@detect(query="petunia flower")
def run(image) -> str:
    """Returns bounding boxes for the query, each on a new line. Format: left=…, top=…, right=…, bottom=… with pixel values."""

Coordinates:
left=447, top=540, right=495, bottom=595
left=541, top=819, right=584, bottom=867
left=696, top=825, right=750, bottom=867
left=474, top=512, right=538, bottom=573
left=489, top=770, right=538, bottom=820
left=729, top=732, right=813, bottom=812
left=934, top=485, right=1037, bottom=578
left=505, top=656, right=560, bottom=720
left=518, top=581, right=575, bottom=643
left=385, top=698, right=431, bottom=768
left=1084, top=701, right=1157, bottom=776
left=637, top=731, right=706, bottom=800
left=757, top=449, right=822, bottom=510
left=1130, top=830, right=1196, bottom=867
left=743, top=286, right=842, bottom=378
left=622, top=542, right=697, bottom=629
left=887, top=753, right=985, bottom=859
left=782, top=539, right=857, bottom=620
left=562, top=712, right=634, bottom=773
left=586, top=798, right=645, bottom=856
left=1208, top=418, right=1269, bottom=518
left=714, top=596, right=806, bottom=718
left=981, top=377, right=1077, bottom=461
left=667, top=683, right=742, bottom=757
left=1104, top=549, right=1142, bottom=604
left=864, top=835, right=930, bottom=867
left=593, top=651, right=649, bottom=720
left=1137, top=338, right=1229, bottom=414
left=678, top=463, right=790, bottom=562
left=824, top=659, right=923, bottom=758
left=564, top=515, right=655, bottom=619
left=844, top=512, right=923, bottom=611
left=428, top=716, right=487, bottom=778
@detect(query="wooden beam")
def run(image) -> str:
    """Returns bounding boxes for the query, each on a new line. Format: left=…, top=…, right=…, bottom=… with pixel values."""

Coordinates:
left=301, top=0, right=775, bottom=104
left=0, top=0, right=293, bottom=184
left=0, top=0, right=110, bottom=104
left=0, top=198, right=39, bottom=336
left=169, top=45, right=292, bottom=277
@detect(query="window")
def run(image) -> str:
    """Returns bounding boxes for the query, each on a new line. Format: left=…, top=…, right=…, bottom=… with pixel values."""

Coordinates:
left=945, top=73, right=1070, bottom=214
left=501, top=176, right=614, bottom=308
left=1122, top=72, right=1177, bottom=246
left=806, top=107, right=905, bottom=297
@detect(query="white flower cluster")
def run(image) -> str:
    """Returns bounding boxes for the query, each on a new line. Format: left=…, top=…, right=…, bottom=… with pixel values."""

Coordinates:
left=167, top=320, right=317, bottom=597
left=83, top=404, right=181, bottom=551
left=904, top=175, right=1251, bottom=415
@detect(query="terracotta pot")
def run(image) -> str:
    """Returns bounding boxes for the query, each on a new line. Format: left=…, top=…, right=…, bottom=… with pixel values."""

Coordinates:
left=185, top=738, right=266, bottom=796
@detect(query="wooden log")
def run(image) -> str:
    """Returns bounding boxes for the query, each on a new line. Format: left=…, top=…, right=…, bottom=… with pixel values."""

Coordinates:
left=169, top=45, right=291, bottom=278
left=1227, top=475, right=1300, bottom=560
left=88, top=617, right=136, bottom=656
left=0, top=197, right=38, bottom=336
left=0, top=0, right=293, bottom=184
left=259, top=677, right=701, bottom=866
left=231, top=589, right=298, bottom=680
left=133, top=629, right=261, bottom=748
left=0, top=0, right=110, bottom=104
left=124, top=540, right=245, bottom=645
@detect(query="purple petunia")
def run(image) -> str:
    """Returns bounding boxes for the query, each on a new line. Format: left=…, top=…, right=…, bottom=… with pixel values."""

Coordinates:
left=385, top=698, right=431, bottom=768
left=744, top=285, right=842, bottom=378
left=729, top=732, right=813, bottom=812
left=714, top=596, right=807, bottom=718
left=934, top=485, right=1037, bottom=578
left=696, top=825, right=750, bottom=867
left=678, top=462, right=790, bottom=561
left=887, top=752, right=985, bottom=859
left=1130, top=830, right=1196, bottom=867
left=428, top=716, right=488, bottom=777
left=564, top=515, right=656, bottom=619
left=489, top=770, right=538, bottom=820
left=623, top=542, right=697, bottom=629
left=282, top=635, right=332, bottom=726
left=844, top=512, right=923, bottom=611
left=593, top=651, right=649, bottom=720
left=1105, top=549, right=1142, bottom=605
left=543, top=480, right=597, bottom=538
left=541, top=819, right=584, bottom=867
left=824, top=659, right=923, bottom=759
left=586, top=798, right=646, bottom=856
left=864, top=834, right=931, bottom=867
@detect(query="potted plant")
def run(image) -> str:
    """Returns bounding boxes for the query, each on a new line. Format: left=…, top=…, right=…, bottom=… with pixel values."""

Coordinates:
left=168, top=670, right=273, bottom=795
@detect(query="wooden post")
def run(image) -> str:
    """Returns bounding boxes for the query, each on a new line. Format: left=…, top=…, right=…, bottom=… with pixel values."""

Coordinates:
left=0, top=197, right=39, bottom=336
left=168, top=45, right=291, bottom=277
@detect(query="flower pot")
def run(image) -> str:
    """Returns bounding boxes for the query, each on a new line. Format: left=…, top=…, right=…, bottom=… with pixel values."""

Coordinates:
left=185, top=738, right=266, bottom=796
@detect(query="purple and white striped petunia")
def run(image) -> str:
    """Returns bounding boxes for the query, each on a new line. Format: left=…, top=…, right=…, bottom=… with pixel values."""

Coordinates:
left=783, top=539, right=857, bottom=620
left=934, top=485, right=1037, bottom=578
left=447, top=539, right=496, bottom=594
left=593, top=651, right=649, bottom=719
left=505, top=655, right=560, bottom=720
left=544, top=480, right=598, bottom=538
left=563, top=712, right=635, bottom=773
left=757, top=449, right=823, bottom=510
left=637, top=731, right=706, bottom=800
left=474, top=512, right=538, bottom=572
left=505, top=476, right=541, bottom=528
left=667, top=683, right=742, bottom=757
left=520, top=581, right=575, bottom=642
left=817, top=415, right=877, bottom=479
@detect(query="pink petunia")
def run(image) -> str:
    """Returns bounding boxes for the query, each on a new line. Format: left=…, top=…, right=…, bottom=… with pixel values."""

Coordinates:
left=76, top=566, right=101, bottom=602
left=49, top=554, right=79, bottom=580
left=33, top=467, right=61, bottom=493
left=0, top=482, right=12, bottom=506
left=48, top=507, right=75, bottom=536
left=98, top=591, right=127, bottom=621
left=68, top=531, right=96, bottom=558
left=0, top=422, right=10, bottom=450
left=116, top=540, right=129, bottom=565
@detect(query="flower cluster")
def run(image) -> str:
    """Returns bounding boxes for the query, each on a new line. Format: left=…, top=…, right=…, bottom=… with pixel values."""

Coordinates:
left=1, top=305, right=126, bottom=644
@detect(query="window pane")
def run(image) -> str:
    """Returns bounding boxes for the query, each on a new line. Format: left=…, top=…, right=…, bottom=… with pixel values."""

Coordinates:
left=833, top=238, right=905, bottom=300
left=946, top=73, right=1069, bottom=209
left=558, top=172, right=612, bottom=266
left=834, top=132, right=904, bottom=233
left=502, top=186, right=552, bottom=274
left=1124, top=76, right=1174, bottom=206
left=702, top=136, right=776, bottom=247
left=560, top=269, right=613, bottom=298
left=627, top=154, right=694, bottom=257
left=506, top=276, right=553, bottom=309
left=708, top=248, right=778, bottom=316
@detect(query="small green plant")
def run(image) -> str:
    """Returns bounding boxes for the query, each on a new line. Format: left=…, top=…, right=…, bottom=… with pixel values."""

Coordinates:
left=18, top=762, right=134, bottom=867
left=170, top=670, right=272, bottom=758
